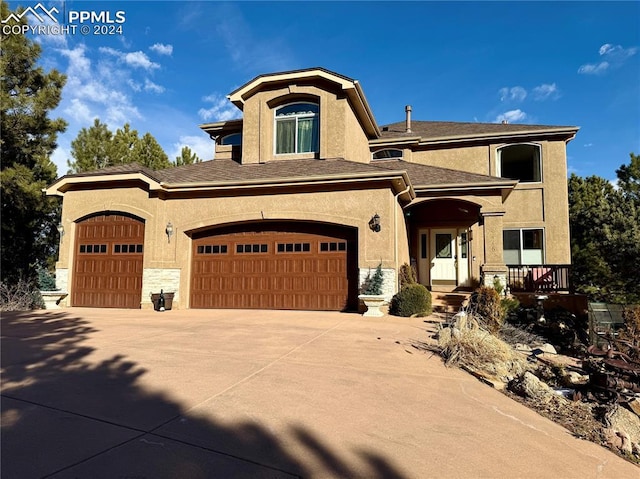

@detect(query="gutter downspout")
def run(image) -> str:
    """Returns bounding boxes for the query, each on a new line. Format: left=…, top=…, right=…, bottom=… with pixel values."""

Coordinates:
left=394, top=184, right=412, bottom=293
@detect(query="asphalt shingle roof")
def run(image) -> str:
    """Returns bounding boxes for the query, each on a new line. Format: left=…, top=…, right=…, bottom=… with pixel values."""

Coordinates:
left=151, top=157, right=506, bottom=188
left=58, top=157, right=509, bottom=190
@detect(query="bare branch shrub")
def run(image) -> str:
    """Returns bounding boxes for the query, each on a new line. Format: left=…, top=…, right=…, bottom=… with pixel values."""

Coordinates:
left=0, top=280, right=44, bottom=311
left=437, top=312, right=530, bottom=381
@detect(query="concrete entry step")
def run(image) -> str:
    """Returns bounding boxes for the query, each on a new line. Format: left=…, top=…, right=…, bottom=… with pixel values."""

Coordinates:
left=431, top=292, right=471, bottom=313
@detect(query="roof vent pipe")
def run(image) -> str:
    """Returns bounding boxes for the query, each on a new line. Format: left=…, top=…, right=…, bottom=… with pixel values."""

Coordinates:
left=405, top=105, right=412, bottom=133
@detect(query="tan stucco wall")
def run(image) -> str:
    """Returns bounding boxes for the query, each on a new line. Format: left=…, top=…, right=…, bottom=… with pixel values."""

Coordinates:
left=540, top=141, right=571, bottom=263
left=410, top=145, right=490, bottom=175
left=407, top=139, right=571, bottom=264
left=57, top=185, right=401, bottom=309
left=492, top=140, right=571, bottom=263
left=235, top=84, right=369, bottom=164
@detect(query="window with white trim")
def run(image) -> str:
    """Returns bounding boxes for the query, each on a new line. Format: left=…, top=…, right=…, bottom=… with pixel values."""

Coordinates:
left=275, top=102, right=319, bottom=154
left=503, top=229, right=544, bottom=265
left=498, top=144, right=541, bottom=182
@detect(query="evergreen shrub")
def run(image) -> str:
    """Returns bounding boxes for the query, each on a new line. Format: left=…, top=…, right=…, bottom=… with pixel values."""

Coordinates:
left=389, top=283, right=432, bottom=317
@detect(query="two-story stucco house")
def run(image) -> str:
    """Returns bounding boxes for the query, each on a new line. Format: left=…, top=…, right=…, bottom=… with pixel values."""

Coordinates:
left=46, top=68, right=578, bottom=311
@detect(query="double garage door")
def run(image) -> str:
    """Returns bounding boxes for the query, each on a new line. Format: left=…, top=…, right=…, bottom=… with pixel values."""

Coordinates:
left=191, top=222, right=358, bottom=311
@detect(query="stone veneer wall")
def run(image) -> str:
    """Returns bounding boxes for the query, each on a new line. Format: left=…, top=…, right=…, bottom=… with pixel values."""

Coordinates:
left=359, top=268, right=396, bottom=301
left=55, top=268, right=69, bottom=291
left=142, top=269, right=181, bottom=307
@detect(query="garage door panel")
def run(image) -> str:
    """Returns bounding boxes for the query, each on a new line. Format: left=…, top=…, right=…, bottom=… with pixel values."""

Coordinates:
left=191, top=223, right=356, bottom=311
left=72, top=214, right=144, bottom=309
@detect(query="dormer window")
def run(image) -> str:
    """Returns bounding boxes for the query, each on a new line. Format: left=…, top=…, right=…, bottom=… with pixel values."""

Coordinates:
left=275, top=102, right=319, bottom=154
left=372, top=149, right=403, bottom=160
left=498, top=144, right=542, bottom=183
left=221, top=133, right=242, bottom=146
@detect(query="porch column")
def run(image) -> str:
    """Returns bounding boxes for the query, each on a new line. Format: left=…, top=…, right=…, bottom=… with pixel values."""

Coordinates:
left=480, top=210, right=508, bottom=288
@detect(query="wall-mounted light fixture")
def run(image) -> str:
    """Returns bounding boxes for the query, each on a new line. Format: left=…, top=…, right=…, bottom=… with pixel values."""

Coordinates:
left=56, top=223, right=65, bottom=239
left=166, top=222, right=174, bottom=243
left=369, top=213, right=381, bottom=232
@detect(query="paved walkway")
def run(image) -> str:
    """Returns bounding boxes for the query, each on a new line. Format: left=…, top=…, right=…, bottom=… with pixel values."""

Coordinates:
left=1, top=308, right=637, bottom=478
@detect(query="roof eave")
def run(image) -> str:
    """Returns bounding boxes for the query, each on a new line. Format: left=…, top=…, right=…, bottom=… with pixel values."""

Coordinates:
left=199, top=119, right=243, bottom=137
left=413, top=179, right=518, bottom=193
left=377, top=126, right=580, bottom=147
left=226, top=68, right=381, bottom=138
left=45, top=172, right=163, bottom=196
left=160, top=170, right=413, bottom=198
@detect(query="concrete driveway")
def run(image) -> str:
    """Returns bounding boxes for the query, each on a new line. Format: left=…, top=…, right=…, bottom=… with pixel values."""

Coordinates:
left=1, top=308, right=637, bottom=478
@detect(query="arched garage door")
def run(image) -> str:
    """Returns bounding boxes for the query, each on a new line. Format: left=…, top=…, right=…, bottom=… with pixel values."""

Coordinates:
left=191, top=222, right=358, bottom=311
left=72, top=213, right=145, bottom=308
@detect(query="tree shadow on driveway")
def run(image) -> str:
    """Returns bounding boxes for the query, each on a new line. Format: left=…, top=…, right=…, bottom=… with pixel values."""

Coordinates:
left=1, top=310, right=408, bottom=479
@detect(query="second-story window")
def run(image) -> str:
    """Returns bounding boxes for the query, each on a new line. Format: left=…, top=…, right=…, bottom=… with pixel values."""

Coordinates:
left=498, top=144, right=542, bottom=183
left=275, top=102, right=319, bottom=154
left=372, top=149, right=403, bottom=160
left=221, top=133, right=242, bottom=146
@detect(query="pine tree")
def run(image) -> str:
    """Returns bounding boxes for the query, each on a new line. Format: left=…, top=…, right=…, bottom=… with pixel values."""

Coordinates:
left=174, top=146, right=201, bottom=166
left=67, top=119, right=113, bottom=173
left=568, top=160, right=640, bottom=303
left=111, top=123, right=140, bottom=166
left=1, top=1, right=67, bottom=283
left=132, top=132, right=171, bottom=170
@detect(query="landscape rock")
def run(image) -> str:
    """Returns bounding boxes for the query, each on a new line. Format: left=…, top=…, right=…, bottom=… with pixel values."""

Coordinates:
left=604, top=404, right=640, bottom=456
left=509, top=371, right=558, bottom=402
left=628, top=398, right=640, bottom=418
left=561, top=371, right=589, bottom=386
left=539, top=343, right=557, bottom=354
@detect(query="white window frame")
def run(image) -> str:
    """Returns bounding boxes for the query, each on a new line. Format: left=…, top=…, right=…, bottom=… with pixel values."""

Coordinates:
left=497, top=143, right=542, bottom=183
left=503, top=228, right=545, bottom=265
left=273, top=102, right=319, bottom=155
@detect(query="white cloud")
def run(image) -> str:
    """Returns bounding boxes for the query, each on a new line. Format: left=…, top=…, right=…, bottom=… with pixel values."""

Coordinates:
left=170, top=135, right=214, bottom=161
left=198, top=93, right=241, bottom=121
left=499, top=86, right=527, bottom=102
left=34, top=16, right=67, bottom=47
left=128, top=79, right=142, bottom=92
left=495, top=109, right=527, bottom=123
left=578, top=61, right=610, bottom=75
left=579, top=43, right=637, bottom=74
left=532, top=83, right=560, bottom=101
left=144, top=79, right=165, bottom=94
left=599, top=43, right=637, bottom=60
left=99, top=47, right=160, bottom=70
left=63, top=98, right=94, bottom=124
left=124, top=51, right=159, bottom=70
left=55, top=44, right=142, bottom=134
left=599, top=44, right=615, bottom=56
left=150, top=43, right=173, bottom=56
left=583, top=143, right=593, bottom=148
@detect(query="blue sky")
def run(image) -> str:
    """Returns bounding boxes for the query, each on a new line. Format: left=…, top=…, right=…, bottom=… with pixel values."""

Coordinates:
left=8, top=1, right=640, bottom=181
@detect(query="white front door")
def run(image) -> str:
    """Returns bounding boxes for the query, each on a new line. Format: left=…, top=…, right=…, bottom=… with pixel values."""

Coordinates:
left=431, top=229, right=457, bottom=284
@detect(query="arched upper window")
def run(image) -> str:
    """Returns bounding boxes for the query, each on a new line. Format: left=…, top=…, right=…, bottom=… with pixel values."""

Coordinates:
left=372, top=149, right=403, bottom=160
left=274, top=102, right=319, bottom=154
left=498, top=144, right=542, bottom=183
left=221, top=133, right=242, bottom=146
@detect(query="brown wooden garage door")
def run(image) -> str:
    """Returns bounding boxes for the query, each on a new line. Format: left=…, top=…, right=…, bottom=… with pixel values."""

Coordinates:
left=191, top=222, right=357, bottom=311
left=72, top=214, right=145, bottom=309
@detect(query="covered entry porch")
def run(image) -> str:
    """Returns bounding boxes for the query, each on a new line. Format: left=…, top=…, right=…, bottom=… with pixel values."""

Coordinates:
left=404, top=196, right=510, bottom=291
